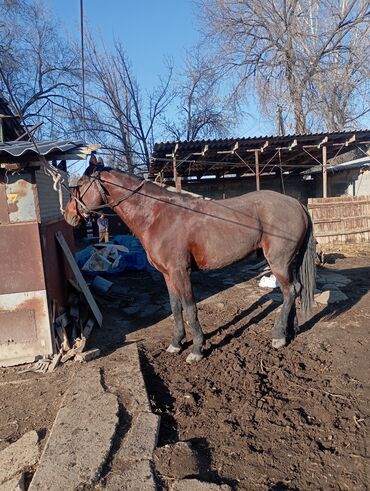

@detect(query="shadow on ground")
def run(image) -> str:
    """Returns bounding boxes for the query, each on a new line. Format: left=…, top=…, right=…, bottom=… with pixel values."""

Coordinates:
left=88, top=258, right=370, bottom=358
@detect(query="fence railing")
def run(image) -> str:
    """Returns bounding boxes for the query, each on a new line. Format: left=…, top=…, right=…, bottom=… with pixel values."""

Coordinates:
left=307, top=195, right=370, bottom=244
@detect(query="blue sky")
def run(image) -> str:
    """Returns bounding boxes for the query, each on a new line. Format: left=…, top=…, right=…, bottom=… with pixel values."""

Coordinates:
left=50, top=0, right=273, bottom=138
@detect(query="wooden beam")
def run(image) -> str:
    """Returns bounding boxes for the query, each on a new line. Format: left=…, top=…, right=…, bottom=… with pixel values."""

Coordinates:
left=14, top=121, right=44, bottom=141
left=260, top=141, right=269, bottom=152
left=55, top=231, right=103, bottom=327
left=322, top=145, right=327, bottom=198
left=172, top=143, right=181, bottom=192
left=217, top=141, right=239, bottom=155
left=192, top=144, right=208, bottom=156
left=288, top=139, right=298, bottom=151
left=255, top=150, right=260, bottom=191
left=317, top=136, right=328, bottom=148
left=345, top=134, right=356, bottom=146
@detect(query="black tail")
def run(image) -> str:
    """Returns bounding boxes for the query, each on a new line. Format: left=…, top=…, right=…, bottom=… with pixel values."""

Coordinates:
left=297, top=211, right=316, bottom=319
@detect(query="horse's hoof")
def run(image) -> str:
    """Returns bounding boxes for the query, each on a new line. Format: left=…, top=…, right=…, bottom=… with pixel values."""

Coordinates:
left=186, top=353, right=203, bottom=364
left=272, top=338, right=286, bottom=349
left=166, top=344, right=181, bottom=354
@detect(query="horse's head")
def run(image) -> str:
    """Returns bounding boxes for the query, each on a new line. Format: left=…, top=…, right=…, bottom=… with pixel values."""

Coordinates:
left=64, top=174, right=105, bottom=228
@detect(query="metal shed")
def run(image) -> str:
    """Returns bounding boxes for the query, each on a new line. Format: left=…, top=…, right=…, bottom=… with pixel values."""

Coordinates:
left=0, top=140, right=98, bottom=366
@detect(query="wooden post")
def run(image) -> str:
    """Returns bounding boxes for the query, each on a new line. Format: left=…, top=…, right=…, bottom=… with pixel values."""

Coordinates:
left=322, top=145, right=327, bottom=198
left=255, top=150, right=260, bottom=191
left=172, top=144, right=181, bottom=192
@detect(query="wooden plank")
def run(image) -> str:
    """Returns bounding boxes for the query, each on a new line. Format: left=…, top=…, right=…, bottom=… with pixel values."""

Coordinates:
left=308, top=199, right=370, bottom=207
left=255, top=150, right=260, bottom=191
left=55, top=231, right=103, bottom=327
left=315, top=226, right=370, bottom=237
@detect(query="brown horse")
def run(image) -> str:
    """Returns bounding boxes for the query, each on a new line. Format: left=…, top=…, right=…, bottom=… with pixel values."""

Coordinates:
left=64, top=169, right=316, bottom=363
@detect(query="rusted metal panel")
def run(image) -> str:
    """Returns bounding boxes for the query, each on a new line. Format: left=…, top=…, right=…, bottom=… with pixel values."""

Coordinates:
left=35, top=170, right=70, bottom=223
left=0, top=180, right=9, bottom=224
left=0, top=222, right=46, bottom=295
left=5, top=172, right=37, bottom=223
left=0, top=290, right=53, bottom=367
left=40, top=219, right=75, bottom=308
left=0, top=310, right=37, bottom=344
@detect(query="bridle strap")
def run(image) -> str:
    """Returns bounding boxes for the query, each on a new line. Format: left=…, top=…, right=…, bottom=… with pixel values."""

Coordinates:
left=74, top=173, right=146, bottom=215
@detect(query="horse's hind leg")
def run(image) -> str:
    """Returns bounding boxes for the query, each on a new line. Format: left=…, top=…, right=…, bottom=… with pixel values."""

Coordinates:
left=269, top=265, right=297, bottom=349
left=166, top=290, right=186, bottom=353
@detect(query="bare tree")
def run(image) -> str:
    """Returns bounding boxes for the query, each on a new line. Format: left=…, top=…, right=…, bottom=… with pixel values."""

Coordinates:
left=0, top=0, right=80, bottom=137
left=69, top=35, right=174, bottom=173
left=163, top=50, right=234, bottom=140
left=200, top=0, right=370, bottom=133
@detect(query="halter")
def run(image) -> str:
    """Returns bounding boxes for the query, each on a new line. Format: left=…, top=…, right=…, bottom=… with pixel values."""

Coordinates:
left=74, top=171, right=146, bottom=217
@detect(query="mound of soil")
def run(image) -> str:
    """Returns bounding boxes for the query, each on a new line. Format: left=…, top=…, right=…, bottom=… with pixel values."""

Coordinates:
left=140, top=257, right=369, bottom=490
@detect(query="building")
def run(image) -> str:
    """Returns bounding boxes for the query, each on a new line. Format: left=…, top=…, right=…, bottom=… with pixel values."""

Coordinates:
left=150, top=130, right=370, bottom=202
left=0, top=139, right=99, bottom=366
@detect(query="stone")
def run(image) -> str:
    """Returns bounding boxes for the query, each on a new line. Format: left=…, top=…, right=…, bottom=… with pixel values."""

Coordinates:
left=321, top=283, right=340, bottom=291
left=105, top=461, right=155, bottom=491
left=28, top=367, right=119, bottom=491
left=0, top=431, right=39, bottom=485
left=0, top=473, right=25, bottom=491
left=171, top=479, right=232, bottom=491
left=315, top=290, right=349, bottom=305
left=75, top=348, right=101, bottom=362
left=154, top=441, right=199, bottom=479
left=117, top=412, right=160, bottom=462
left=317, top=272, right=351, bottom=286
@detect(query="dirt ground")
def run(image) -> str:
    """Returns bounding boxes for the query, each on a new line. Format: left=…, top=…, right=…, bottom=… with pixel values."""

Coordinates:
left=0, top=253, right=369, bottom=490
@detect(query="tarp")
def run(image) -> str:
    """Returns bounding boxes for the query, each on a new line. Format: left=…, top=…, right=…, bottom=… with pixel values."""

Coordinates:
left=76, top=235, right=154, bottom=276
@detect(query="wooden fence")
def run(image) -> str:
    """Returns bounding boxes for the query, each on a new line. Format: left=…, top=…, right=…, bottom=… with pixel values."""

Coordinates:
left=307, top=195, right=370, bottom=245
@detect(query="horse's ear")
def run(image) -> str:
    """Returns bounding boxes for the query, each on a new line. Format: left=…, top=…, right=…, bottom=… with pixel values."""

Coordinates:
left=89, top=154, right=98, bottom=166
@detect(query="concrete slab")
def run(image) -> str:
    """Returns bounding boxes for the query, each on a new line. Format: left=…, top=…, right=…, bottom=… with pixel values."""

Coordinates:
left=0, top=474, right=25, bottom=491
left=315, top=290, right=349, bottom=305
left=28, top=368, right=119, bottom=491
left=105, top=461, right=156, bottom=491
left=108, top=343, right=151, bottom=414
left=171, top=479, right=232, bottom=491
left=117, top=412, right=160, bottom=462
left=0, top=431, right=39, bottom=485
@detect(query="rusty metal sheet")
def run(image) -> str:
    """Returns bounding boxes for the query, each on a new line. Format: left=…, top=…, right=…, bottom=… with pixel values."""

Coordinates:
left=0, top=310, right=37, bottom=344
left=5, top=173, right=37, bottom=223
left=0, top=222, right=45, bottom=295
left=0, top=181, right=9, bottom=224
left=40, top=220, right=75, bottom=309
left=0, top=290, right=53, bottom=367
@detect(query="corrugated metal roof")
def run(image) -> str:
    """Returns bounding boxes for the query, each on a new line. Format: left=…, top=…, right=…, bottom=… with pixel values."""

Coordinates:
left=304, top=156, right=370, bottom=175
left=150, top=129, right=370, bottom=179
left=153, top=129, right=370, bottom=153
left=0, top=140, right=84, bottom=157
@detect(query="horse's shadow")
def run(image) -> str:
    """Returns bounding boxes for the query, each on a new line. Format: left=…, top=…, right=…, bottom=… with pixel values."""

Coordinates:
left=91, top=261, right=370, bottom=357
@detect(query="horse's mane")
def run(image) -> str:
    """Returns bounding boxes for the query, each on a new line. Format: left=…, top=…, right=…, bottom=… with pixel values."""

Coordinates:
left=105, top=168, right=206, bottom=208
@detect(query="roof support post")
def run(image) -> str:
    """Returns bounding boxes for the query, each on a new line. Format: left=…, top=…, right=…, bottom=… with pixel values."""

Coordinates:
left=172, top=143, right=181, bottom=192
left=255, top=150, right=260, bottom=191
left=322, top=145, right=327, bottom=198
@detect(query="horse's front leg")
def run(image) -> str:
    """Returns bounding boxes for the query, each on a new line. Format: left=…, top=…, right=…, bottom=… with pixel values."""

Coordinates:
left=165, top=289, right=186, bottom=353
left=165, top=269, right=204, bottom=363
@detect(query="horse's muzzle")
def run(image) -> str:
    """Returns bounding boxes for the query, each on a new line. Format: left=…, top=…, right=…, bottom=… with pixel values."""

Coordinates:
left=64, top=211, right=82, bottom=228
